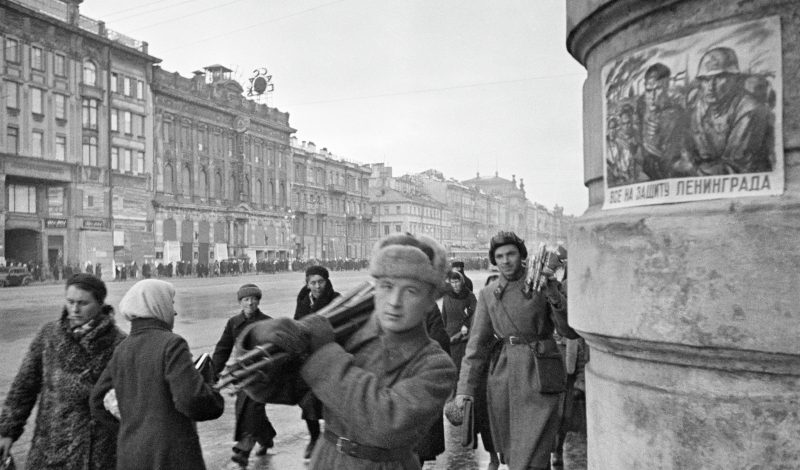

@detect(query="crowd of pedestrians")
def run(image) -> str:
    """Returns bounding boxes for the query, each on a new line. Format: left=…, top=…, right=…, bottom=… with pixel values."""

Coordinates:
left=0, top=231, right=586, bottom=470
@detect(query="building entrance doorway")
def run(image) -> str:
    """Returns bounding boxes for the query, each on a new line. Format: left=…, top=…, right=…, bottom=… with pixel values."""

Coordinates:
left=5, top=229, right=41, bottom=265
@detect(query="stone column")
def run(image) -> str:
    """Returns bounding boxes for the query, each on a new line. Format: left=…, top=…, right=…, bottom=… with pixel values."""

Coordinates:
left=566, top=1, right=800, bottom=468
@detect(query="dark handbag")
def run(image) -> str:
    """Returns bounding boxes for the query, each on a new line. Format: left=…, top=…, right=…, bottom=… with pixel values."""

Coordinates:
left=530, top=340, right=567, bottom=394
left=563, top=390, right=587, bottom=433
left=461, top=398, right=475, bottom=448
left=1, top=455, right=16, bottom=470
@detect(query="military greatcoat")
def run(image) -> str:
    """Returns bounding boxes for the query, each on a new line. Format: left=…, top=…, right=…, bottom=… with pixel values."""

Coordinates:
left=457, top=273, right=577, bottom=470
left=300, top=313, right=457, bottom=470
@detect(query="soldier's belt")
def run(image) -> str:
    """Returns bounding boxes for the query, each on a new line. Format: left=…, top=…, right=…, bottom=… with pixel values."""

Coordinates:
left=496, top=333, right=552, bottom=345
left=323, top=429, right=411, bottom=462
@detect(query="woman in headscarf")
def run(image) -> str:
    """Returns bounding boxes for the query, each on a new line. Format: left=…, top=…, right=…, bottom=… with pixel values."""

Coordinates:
left=293, top=266, right=340, bottom=460
left=91, top=279, right=224, bottom=470
left=0, top=273, right=125, bottom=470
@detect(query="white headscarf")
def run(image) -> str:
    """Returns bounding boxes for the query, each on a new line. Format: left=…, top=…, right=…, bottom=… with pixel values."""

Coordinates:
left=119, top=279, right=176, bottom=328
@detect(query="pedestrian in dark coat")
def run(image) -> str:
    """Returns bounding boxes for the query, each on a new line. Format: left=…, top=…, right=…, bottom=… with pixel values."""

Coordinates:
left=293, top=266, right=340, bottom=459
left=212, top=283, right=277, bottom=467
left=441, top=270, right=477, bottom=373
left=451, top=260, right=474, bottom=292
left=414, top=303, right=450, bottom=465
left=455, top=232, right=578, bottom=470
left=90, top=279, right=224, bottom=470
left=443, top=271, right=501, bottom=468
left=0, top=274, right=125, bottom=470
left=255, top=234, right=457, bottom=469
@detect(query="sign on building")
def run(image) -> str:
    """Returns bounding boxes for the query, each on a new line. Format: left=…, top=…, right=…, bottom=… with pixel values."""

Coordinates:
left=602, top=16, right=783, bottom=209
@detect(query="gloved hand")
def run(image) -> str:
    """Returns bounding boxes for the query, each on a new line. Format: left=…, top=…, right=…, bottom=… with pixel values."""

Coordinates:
left=543, top=278, right=565, bottom=307
left=299, top=314, right=334, bottom=352
left=244, top=317, right=310, bottom=355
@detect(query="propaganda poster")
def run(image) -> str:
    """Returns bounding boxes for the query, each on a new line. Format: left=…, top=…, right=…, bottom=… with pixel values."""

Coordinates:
left=602, top=16, right=783, bottom=209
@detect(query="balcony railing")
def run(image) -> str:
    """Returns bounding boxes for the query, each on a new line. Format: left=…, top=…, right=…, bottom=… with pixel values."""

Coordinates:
left=10, top=0, right=148, bottom=53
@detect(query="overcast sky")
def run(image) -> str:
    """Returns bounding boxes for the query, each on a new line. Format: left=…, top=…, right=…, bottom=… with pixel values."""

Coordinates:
left=81, top=0, right=588, bottom=215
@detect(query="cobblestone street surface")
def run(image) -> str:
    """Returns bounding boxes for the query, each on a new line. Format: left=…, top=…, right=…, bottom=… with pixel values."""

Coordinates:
left=0, top=271, right=586, bottom=469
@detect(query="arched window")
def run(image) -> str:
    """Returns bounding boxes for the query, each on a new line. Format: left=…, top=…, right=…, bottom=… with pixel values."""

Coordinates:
left=83, top=60, right=97, bottom=86
left=279, top=181, right=286, bottom=207
left=229, top=175, right=236, bottom=201
left=243, top=175, right=250, bottom=201
left=198, top=169, right=207, bottom=197
left=267, top=180, right=274, bottom=205
left=164, top=163, right=174, bottom=193
left=214, top=172, right=222, bottom=198
left=256, top=179, right=263, bottom=205
left=182, top=166, right=191, bottom=196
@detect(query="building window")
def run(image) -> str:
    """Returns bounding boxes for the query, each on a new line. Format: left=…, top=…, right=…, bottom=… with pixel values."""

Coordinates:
left=32, top=130, right=44, bottom=157
left=123, top=111, right=132, bottom=134
left=7, top=184, right=36, bottom=214
left=54, top=54, right=66, bottom=77
left=82, top=98, right=98, bottom=129
left=55, top=135, right=66, bottom=161
left=123, top=148, right=132, bottom=172
left=4, top=81, right=19, bottom=109
left=31, top=46, right=44, bottom=71
left=82, top=60, right=97, bottom=86
left=198, top=129, right=206, bottom=151
left=136, top=151, right=145, bottom=174
left=4, top=38, right=20, bottom=63
left=82, top=135, right=97, bottom=166
left=111, top=147, right=119, bottom=170
left=123, top=77, right=131, bottom=96
left=395, top=224, right=402, bottom=232
left=136, top=80, right=144, bottom=99
left=164, top=164, right=174, bottom=193
left=133, top=114, right=143, bottom=137
left=198, top=170, right=207, bottom=196
left=110, top=109, right=118, bottom=132
left=55, top=94, right=66, bottom=120
left=163, top=120, right=172, bottom=143
left=111, top=72, right=118, bottom=93
left=6, top=126, right=18, bottom=154
left=87, top=195, right=94, bottom=207
left=396, top=205, right=401, bottom=214
left=31, top=88, right=44, bottom=115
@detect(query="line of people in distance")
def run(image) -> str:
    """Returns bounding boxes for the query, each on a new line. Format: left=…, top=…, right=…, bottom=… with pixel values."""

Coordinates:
left=0, top=230, right=585, bottom=470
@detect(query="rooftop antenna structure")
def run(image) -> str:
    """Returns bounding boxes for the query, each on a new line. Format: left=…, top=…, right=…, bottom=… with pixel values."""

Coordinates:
left=246, top=67, right=275, bottom=106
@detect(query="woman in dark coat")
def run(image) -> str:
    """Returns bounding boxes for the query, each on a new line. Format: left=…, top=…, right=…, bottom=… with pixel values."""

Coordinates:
left=91, top=279, right=224, bottom=470
left=441, top=271, right=476, bottom=372
left=443, top=271, right=501, bottom=469
left=293, top=266, right=340, bottom=459
left=212, top=283, right=276, bottom=467
left=414, top=303, right=450, bottom=465
left=0, top=274, right=125, bottom=470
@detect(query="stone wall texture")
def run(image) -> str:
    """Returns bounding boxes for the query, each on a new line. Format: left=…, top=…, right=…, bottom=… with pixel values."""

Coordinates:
left=566, top=1, right=800, bottom=468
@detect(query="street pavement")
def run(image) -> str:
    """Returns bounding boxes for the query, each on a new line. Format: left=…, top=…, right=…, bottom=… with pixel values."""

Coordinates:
left=0, top=270, right=586, bottom=469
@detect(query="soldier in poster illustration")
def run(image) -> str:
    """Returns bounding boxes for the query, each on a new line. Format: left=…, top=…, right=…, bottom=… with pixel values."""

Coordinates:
left=602, top=16, right=782, bottom=208
left=636, top=63, right=691, bottom=181
left=685, top=47, right=775, bottom=176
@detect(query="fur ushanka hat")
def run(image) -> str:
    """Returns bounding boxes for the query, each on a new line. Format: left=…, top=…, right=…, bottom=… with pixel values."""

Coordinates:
left=237, top=283, right=262, bottom=301
left=488, top=231, right=528, bottom=265
left=369, top=233, right=449, bottom=297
